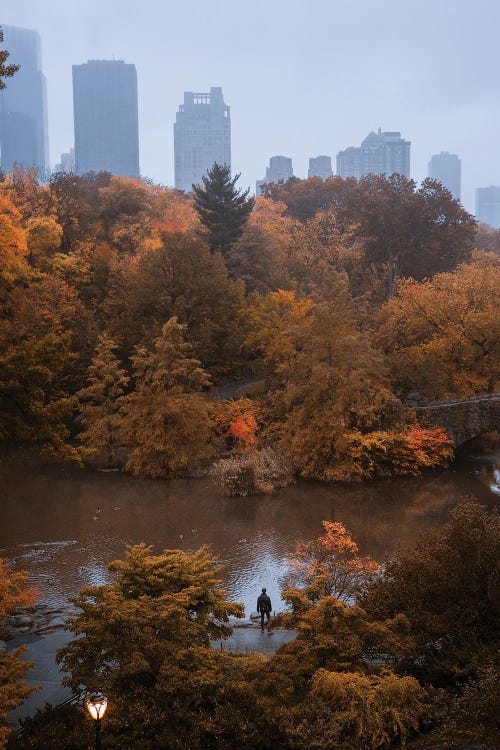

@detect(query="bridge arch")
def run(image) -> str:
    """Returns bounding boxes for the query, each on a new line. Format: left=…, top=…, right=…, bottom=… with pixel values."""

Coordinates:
left=414, top=394, right=500, bottom=447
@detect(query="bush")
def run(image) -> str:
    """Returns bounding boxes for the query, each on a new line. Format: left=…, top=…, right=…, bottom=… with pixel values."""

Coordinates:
left=210, top=446, right=293, bottom=496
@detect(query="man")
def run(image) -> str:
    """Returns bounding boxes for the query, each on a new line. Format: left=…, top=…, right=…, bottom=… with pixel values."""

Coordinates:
left=256, top=587, right=272, bottom=631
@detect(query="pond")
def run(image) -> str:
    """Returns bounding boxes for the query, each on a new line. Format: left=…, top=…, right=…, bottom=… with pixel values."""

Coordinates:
left=1, top=449, right=498, bottom=616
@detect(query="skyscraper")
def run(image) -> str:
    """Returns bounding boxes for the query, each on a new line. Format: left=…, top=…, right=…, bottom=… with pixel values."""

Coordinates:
left=308, top=155, right=332, bottom=179
left=428, top=152, right=461, bottom=201
left=0, top=25, right=49, bottom=174
left=174, top=87, right=231, bottom=192
left=256, top=156, right=294, bottom=195
left=72, top=60, right=139, bottom=177
left=337, top=129, right=410, bottom=179
left=476, top=186, right=500, bottom=229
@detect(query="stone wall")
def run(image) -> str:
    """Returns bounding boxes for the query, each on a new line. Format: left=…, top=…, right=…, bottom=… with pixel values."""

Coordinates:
left=415, top=395, right=500, bottom=446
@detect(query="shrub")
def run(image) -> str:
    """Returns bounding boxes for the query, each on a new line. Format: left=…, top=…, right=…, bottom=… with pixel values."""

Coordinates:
left=210, top=446, right=293, bottom=496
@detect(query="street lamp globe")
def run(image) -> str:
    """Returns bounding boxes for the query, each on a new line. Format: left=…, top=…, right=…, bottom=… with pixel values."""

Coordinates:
left=86, top=692, right=108, bottom=720
left=86, top=693, right=108, bottom=750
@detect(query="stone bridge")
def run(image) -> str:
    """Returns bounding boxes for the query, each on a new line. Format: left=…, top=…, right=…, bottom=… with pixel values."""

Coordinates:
left=414, top=394, right=500, bottom=446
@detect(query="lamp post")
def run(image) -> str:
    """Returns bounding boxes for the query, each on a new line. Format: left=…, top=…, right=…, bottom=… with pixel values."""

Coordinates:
left=85, top=692, right=108, bottom=750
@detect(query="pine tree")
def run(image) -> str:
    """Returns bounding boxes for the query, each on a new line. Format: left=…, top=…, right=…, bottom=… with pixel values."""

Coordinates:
left=76, top=333, right=129, bottom=467
left=192, top=163, right=254, bottom=257
left=120, top=317, right=214, bottom=478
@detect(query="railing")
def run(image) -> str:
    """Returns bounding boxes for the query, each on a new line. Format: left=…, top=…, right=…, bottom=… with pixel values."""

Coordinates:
left=415, top=393, right=500, bottom=408
left=15, top=688, right=90, bottom=735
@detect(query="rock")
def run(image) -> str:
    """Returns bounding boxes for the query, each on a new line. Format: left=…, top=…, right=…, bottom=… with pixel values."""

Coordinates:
left=14, top=615, right=34, bottom=627
left=249, top=612, right=260, bottom=620
left=47, top=616, right=65, bottom=628
left=406, top=391, right=422, bottom=406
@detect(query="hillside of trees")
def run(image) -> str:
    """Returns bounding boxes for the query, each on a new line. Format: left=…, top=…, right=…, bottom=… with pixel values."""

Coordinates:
left=0, top=166, right=498, bottom=484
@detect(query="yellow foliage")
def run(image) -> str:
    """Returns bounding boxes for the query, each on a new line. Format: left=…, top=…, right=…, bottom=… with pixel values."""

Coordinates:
left=0, top=193, right=29, bottom=285
left=376, top=261, right=500, bottom=398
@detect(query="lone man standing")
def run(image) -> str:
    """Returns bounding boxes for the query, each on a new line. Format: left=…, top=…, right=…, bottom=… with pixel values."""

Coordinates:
left=257, top=587, right=272, bottom=631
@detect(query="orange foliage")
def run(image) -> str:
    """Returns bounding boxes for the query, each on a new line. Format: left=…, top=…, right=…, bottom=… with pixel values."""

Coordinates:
left=376, top=261, right=500, bottom=398
left=404, top=425, right=454, bottom=468
left=291, top=520, right=380, bottom=602
left=337, top=425, right=454, bottom=480
left=150, top=186, right=201, bottom=235
left=230, top=411, right=258, bottom=447
left=0, top=559, right=37, bottom=620
left=215, top=398, right=260, bottom=450
left=245, top=289, right=314, bottom=371
left=0, top=193, right=29, bottom=284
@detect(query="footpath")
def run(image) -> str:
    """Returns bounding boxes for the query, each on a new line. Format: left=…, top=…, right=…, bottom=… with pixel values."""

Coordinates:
left=7, top=622, right=297, bottom=723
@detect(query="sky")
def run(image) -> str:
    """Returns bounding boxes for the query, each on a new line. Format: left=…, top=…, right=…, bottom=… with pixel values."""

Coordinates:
left=2, top=0, right=499, bottom=212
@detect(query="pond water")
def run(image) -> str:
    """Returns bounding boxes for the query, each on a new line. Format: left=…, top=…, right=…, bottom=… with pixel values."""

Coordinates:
left=1, top=449, right=499, bottom=616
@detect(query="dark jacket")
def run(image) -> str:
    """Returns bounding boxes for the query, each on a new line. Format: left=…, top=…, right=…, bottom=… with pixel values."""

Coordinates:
left=257, top=593, right=272, bottom=613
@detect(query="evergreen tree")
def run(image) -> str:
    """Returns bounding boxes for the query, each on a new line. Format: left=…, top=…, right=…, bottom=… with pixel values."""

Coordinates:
left=119, top=317, right=214, bottom=478
left=76, top=333, right=129, bottom=467
left=192, top=163, right=254, bottom=257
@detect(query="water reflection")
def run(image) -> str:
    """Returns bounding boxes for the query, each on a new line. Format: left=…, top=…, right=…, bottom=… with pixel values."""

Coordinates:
left=0, top=451, right=498, bottom=616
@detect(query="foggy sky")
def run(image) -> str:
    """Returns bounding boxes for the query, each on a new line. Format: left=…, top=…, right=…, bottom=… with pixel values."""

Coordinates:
left=2, top=0, right=499, bottom=212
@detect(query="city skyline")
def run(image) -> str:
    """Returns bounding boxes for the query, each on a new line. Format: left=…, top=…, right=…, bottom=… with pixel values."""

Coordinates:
left=1, top=1, right=499, bottom=212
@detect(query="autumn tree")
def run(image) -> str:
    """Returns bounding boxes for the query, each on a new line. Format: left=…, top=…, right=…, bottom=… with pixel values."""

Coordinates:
left=0, top=333, right=77, bottom=460
left=245, top=288, right=314, bottom=376
left=97, top=177, right=157, bottom=255
left=57, top=544, right=252, bottom=749
left=26, top=216, right=63, bottom=269
left=361, top=498, right=500, bottom=685
left=149, top=185, right=201, bottom=234
left=214, top=398, right=260, bottom=451
left=48, top=171, right=110, bottom=251
left=0, top=560, right=37, bottom=750
left=263, top=174, right=477, bottom=296
left=348, top=175, right=476, bottom=296
left=434, top=663, right=500, bottom=749
left=375, top=260, right=500, bottom=398
left=0, top=193, right=29, bottom=288
left=475, top=222, right=500, bottom=254
left=261, top=175, right=352, bottom=222
left=280, top=668, right=428, bottom=750
left=225, top=224, right=277, bottom=293
left=263, top=583, right=427, bottom=749
left=76, top=333, right=129, bottom=467
left=288, top=520, right=380, bottom=602
left=105, top=233, right=245, bottom=375
left=249, top=287, right=401, bottom=480
left=119, top=318, right=214, bottom=477
left=0, top=169, right=51, bottom=223
left=0, top=27, right=19, bottom=89
left=285, top=208, right=373, bottom=301
left=192, top=163, right=254, bottom=257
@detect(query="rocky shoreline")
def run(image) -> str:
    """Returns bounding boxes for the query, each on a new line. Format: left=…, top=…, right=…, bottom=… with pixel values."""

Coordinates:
left=2, top=603, right=276, bottom=641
